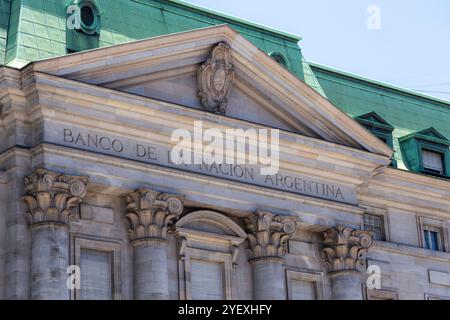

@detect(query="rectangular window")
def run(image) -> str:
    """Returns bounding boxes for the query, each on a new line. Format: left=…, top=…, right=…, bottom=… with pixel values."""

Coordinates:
left=286, top=270, right=323, bottom=300
left=80, top=249, right=113, bottom=300
left=290, top=280, right=317, bottom=300
left=72, top=237, right=121, bottom=300
left=423, top=227, right=444, bottom=252
left=363, top=214, right=385, bottom=241
left=190, top=260, right=225, bottom=300
left=422, top=149, right=444, bottom=174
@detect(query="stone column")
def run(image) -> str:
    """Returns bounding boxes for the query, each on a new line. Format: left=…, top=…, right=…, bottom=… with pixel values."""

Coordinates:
left=22, top=169, right=88, bottom=300
left=321, top=226, right=373, bottom=300
left=125, top=188, right=184, bottom=300
left=246, top=211, right=297, bottom=300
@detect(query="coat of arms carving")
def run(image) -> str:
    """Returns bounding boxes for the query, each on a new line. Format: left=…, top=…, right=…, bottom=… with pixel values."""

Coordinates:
left=197, top=42, right=235, bottom=114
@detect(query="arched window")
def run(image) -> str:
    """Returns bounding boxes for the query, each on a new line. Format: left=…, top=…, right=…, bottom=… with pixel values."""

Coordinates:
left=269, top=52, right=288, bottom=68
left=174, top=210, right=247, bottom=300
left=69, top=0, right=100, bottom=35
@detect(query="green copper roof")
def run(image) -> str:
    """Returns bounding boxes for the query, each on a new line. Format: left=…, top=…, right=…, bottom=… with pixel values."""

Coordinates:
left=1, top=0, right=449, bottom=178
left=0, top=0, right=11, bottom=64
left=308, top=61, right=450, bottom=172
left=0, top=0, right=304, bottom=78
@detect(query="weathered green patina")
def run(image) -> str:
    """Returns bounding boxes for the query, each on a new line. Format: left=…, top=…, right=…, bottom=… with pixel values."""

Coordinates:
left=0, top=0, right=304, bottom=78
left=309, top=62, right=450, bottom=177
left=0, top=0, right=448, bottom=179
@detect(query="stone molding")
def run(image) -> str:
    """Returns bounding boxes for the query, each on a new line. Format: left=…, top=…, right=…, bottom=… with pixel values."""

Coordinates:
left=125, top=188, right=184, bottom=244
left=321, top=226, right=373, bottom=274
left=245, top=210, right=297, bottom=261
left=22, top=168, right=88, bottom=226
left=197, top=42, right=235, bottom=114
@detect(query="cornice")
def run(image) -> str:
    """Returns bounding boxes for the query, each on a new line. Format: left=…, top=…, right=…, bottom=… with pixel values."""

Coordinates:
left=31, top=143, right=367, bottom=216
left=28, top=25, right=393, bottom=158
left=27, top=71, right=390, bottom=173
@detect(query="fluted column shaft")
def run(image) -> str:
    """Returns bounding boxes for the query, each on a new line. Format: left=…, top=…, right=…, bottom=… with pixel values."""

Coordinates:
left=23, top=169, right=88, bottom=300
left=321, top=226, right=373, bottom=300
left=125, top=189, right=183, bottom=300
left=246, top=211, right=297, bottom=300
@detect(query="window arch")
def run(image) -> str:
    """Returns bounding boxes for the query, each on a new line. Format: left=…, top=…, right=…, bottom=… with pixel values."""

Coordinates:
left=269, top=52, right=288, bottom=68
left=174, top=210, right=247, bottom=300
left=69, top=0, right=101, bottom=35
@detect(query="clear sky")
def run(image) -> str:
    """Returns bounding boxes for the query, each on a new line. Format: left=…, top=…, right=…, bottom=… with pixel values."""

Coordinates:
left=187, top=0, right=450, bottom=101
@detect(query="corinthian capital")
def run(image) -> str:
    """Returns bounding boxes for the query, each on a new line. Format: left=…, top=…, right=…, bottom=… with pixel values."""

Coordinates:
left=321, top=226, right=373, bottom=274
left=245, top=211, right=297, bottom=261
left=22, top=168, right=88, bottom=226
left=125, top=188, right=184, bottom=244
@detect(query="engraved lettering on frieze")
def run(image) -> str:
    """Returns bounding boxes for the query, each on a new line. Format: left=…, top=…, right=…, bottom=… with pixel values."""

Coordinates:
left=54, top=126, right=355, bottom=204
left=198, top=42, right=235, bottom=114
left=64, top=129, right=124, bottom=153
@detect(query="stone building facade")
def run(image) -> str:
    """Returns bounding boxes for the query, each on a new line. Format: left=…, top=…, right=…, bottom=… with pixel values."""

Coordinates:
left=0, top=0, right=449, bottom=300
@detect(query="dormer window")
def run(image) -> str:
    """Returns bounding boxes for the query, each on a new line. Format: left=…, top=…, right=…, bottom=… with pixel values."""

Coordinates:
left=399, top=127, right=450, bottom=178
left=355, top=112, right=394, bottom=148
left=355, top=112, right=396, bottom=167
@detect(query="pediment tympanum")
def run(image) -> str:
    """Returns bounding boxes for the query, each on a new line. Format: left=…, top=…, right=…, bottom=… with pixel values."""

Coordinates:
left=30, top=25, right=393, bottom=158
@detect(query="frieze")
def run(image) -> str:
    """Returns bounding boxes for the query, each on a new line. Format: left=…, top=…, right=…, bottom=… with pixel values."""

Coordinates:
left=43, top=125, right=357, bottom=205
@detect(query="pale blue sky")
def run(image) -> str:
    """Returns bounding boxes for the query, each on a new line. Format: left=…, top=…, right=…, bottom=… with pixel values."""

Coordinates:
left=188, top=0, right=450, bottom=101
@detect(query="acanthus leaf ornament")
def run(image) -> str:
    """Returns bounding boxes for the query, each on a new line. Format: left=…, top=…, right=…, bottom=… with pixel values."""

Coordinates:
left=22, top=168, right=88, bottom=226
left=197, top=42, right=235, bottom=114
left=245, top=210, right=297, bottom=260
left=125, top=188, right=184, bottom=244
left=321, top=226, right=374, bottom=274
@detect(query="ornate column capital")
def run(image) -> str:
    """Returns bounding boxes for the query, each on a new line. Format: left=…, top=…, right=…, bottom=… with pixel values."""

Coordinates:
left=22, top=168, right=88, bottom=227
left=125, top=188, right=184, bottom=245
left=245, top=210, right=297, bottom=261
left=321, top=226, right=373, bottom=274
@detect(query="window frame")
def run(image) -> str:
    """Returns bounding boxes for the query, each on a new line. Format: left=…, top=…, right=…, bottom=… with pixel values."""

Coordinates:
left=399, top=128, right=450, bottom=178
left=363, top=213, right=386, bottom=241
left=71, top=235, right=122, bottom=300
left=419, top=145, right=446, bottom=176
left=182, top=247, right=233, bottom=300
left=269, top=52, right=289, bottom=69
left=73, top=0, right=101, bottom=35
left=365, top=288, right=399, bottom=300
left=417, top=216, right=449, bottom=253
left=285, top=269, right=324, bottom=300
left=425, top=293, right=450, bottom=300
left=360, top=206, right=390, bottom=242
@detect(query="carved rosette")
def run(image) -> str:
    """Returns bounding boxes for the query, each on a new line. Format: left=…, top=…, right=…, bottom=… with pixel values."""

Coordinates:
left=245, top=211, right=297, bottom=261
left=125, top=188, right=184, bottom=244
left=22, top=168, right=88, bottom=227
left=197, top=42, right=235, bottom=114
left=321, top=226, right=373, bottom=274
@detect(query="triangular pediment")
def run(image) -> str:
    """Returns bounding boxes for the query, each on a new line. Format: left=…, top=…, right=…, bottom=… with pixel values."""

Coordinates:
left=418, top=127, right=448, bottom=141
left=355, top=112, right=394, bottom=132
left=30, top=25, right=393, bottom=158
